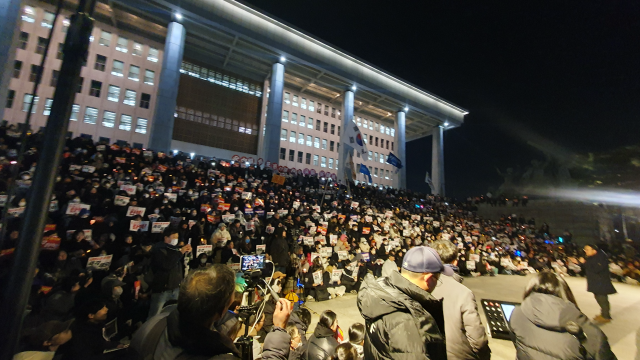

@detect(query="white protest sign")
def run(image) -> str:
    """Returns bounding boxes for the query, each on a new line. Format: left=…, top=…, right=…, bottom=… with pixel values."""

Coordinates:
left=151, top=222, right=170, bottom=233
left=87, top=255, right=113, bottom=271
left=129, top=221, right=150, bottom=232
left=114, top=195, right=130, bottom=206
left=320, top=247, right=333, bottom=257
left=312, top=270, right=323, bottom=285
left=338, top=251, right=349, bottom=260
left=266, top=226, right=275, bottom=234
left=432, top=221, right=440, bottom=227
left=66, top=203, right=90, bottom=216
left=222, top=214, right=235, bottom=223
left=311, top=252, right=320, bottom=262
left=329, top=234, right=338, bottom=245
left=469, top=254, right=480, bottom=262
left=120, top=184, right=136, bottom=195
left=164, top=193, right=177, bottom=202
left=82, top=165, right=95, bottom=173
left=303, top=237, right=314, bottom=246
left=8, top=207, right=25, bottom=217
left=351, top=202, right=359, bottom=209
left=315, top=235, right=326, bottom=245
left=256, top=244, right=266, bottom=255
left=126, top=206, right=146, bottom=217
left=466, top=260, right=476, bottom=270
left=242, top=192, right=253, bottom=200
left=331, top=269, right=342, bottom=282
left=197, top=245, right=213, bottom=257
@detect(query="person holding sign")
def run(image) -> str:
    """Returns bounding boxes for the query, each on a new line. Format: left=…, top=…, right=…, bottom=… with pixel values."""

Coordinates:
left=147, top=229, right=192, bottom=320
left=326, top=266, right=346, bottom=298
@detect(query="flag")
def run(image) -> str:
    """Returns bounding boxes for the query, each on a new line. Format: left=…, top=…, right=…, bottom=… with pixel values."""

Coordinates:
left=359, top=164, right=372, bottom=183
left=347, top=152, right=357, bottom=181
left=343, top=124, right=369, bottom=161
left=425, top=172, right=436, bottom=194
left=386, top=152, right=403, bottom=169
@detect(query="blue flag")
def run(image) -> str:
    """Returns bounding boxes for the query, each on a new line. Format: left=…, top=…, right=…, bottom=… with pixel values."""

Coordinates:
left=359, top=164, right=372, bottom=183
left=386, top=152, right=403, bottom=169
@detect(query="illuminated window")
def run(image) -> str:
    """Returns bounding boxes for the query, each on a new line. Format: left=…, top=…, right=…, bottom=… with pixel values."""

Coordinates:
left=119, top=114, right=132, bottom=131
left=70, top=104, right=80, bottom=121
left=22, top=94, right=38, bottom=113
left=321, top=156, right=327, bottom=168
left=307, top=117, right=313, bottom=129
left=299, top=115, right=306, bottom=127
left=282, top=110, right=289, bottom=122
left=280, top=129, right=287, bottom=141
left=291, top=112, right=297, bottom=125
left=147, top=47, right=159, bottom=62
left=43, top=98, right=53, bottom=115
left=313, top=155, right=319, bottom=166
left=41, top=11, right=55, bottom=28
left=144, top=70, right=154, bottom=85
left=309, top=100, right=315, bottom=112
left=284, top=92, right=290, bottom=104
left=84, top=107, right=98, bottom=124
left=135, top=118, right=148, bottom=133
left=306, top=135, right=312, bottom=147
left=328, top=158, right=334, bottom=169
left=22, top=6, right=35, bottom=23
left=128, top=65, right=139, bottom=81
left=116, top=37, right=128, bottom=53
left=123, top=89, right=136, bottom=106
left=292, top=95, right=299, bottom=107
left=107, top=85, right=120, bottom=102
left=111, top=60, right=124, bottom=76
left=102, top=111, right=116, bottom=128
left=99, top=31, right=112, bottom=46
left=132, top=42, right=143, bottom=56
left=290, top=131, right=296, bottom=143
left=298, top=133, right=304, bottom=145
left=301, top=98, right=307, bottom=109
left=322, top=139, right=327, bottom=150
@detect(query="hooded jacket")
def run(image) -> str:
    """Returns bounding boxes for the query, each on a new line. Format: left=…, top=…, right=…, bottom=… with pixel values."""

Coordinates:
left=306, top=323, right=339, bottom=360
left=357, top=271, right=446, bottom=360
left=509, top=293, right=616, bottom=360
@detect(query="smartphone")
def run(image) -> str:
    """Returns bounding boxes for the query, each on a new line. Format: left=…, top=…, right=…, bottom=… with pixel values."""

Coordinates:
left=241, top=255, right=265, bottom=271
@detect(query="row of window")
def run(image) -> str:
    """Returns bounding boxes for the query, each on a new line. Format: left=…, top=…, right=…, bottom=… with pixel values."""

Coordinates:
left=283, top=92, right=316, bottom=112
left=368, top=166, right=391, bottom=180
left=21, top=5, right=160, bottom=62
left=282, top=111, right=340, bottom=135
left=354, top=116, right=394, bottom=136
left=175, top=107, right=258, bottom=135
left=279, top=148, right=339, bottom=169
left=180, top=62, right=263, bottom=98
left=6, top=93, right=148, bottom=134
left=279, top=130, right=342, bottom=152
left=362, top=133, right=393, bottom=150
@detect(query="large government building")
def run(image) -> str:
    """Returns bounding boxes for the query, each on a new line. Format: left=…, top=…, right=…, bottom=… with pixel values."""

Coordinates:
left=0, top=0, right=467, bottom=193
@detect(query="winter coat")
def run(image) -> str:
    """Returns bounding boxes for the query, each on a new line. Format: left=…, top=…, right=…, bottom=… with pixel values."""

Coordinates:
left=431, top=274, right=490, bottom=360
left=270, top=237, right=291, bottom=268
left=380, top=259, right=398, bottom=278
left=288, top=312, right=309, bottom=360
left=357, top=271, right=446, bottom=360
left=210, top=228, right=231, bottom=247
left=149, top=242, right=185, bottom=293
left=306, top=323, right=338, bottom=360
left=585, top=250, right=617, bottom=295
left=509, top=292, right=616, bottom=360
left=131, top=308, right=291, bottom=360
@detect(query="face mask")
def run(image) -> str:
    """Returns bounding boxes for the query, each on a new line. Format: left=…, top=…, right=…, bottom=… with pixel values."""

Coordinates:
left=200, top=258, right=207, bottom=264
left=143, top=193, right=149, bottom=198
left=18, top=201, right=26, bottom=207
left=233, top=207, right=238, bottom=212
left=245, top=239, right=251, bottom=244
left=169, top=238, right=179, bottom=246
left=163, top=200, right=168, bottom=204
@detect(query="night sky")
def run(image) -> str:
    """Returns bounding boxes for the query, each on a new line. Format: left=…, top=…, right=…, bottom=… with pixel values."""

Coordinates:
left=244, top=0, right=640, bottom=199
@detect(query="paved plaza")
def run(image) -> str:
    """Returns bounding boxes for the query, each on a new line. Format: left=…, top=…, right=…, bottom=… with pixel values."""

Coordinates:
left=303, top=274, right=640, bottom=360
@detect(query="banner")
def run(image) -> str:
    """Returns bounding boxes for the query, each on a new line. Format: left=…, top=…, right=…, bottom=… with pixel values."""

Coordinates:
left=359, top=164, right=372, bottom=183
left=386, top=152, right=403, bottom=169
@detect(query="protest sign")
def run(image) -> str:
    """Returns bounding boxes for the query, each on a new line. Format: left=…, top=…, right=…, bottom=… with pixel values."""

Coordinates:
left=385, top=211, right=393, bottom=218
left=8, top=207, right=25, bottom=217
left=222, top=214, right=235, bottom=223
left=218, top=203, right=231, bottom=211
left=312, top=270, right=323, bottom=285
left=256, top=245, right=266, bottom=255
left=87, top=255, right=113, bottom=271
left=151, top=222, right=170, bottom=233
left=129, top=221, right=150, bottom=232
left=320, top=247, right=333, bottom=257
left=303, top=237, right=314, bottom=246
left=66, top=203, right=90, bottom=216
left=466, top=261, right=476, bottom=270
left=318, top=226, right=327, bottom=235
left=315, top=235, right=326, bottom=245
left=196, top=245, right=213, bottom=257
left=266, top=226, right=275, bottom=234
left=241, top=192, right=253, bottom=200
left=338, top=251, right=349, bottom=260
left=362, top=227, right=371, bottom=235
left=245, top=221, right=255, bottom=231
left=469, top=254, right=480, bottom=262
left=41, top=234, right=61, bottom=250
left=360, top=252, right=370, bottom=262
left=365, top=216, right=373, bottom=223
left=165, top=193, right=177, bottom=202
left=126, top=206, right=146, bottom=217
left=331, top=269, right=342, bottom=283
left=329, top=234, right=338, bottom=246
left=266, top=212, right=274, bottom=219
left=351, top=202, right=359, bottom=209
left=114, top=195, right=130, bottom=206
left=432, top=221, right=440, bottom=227
left=120, top=184, right=136, bottom=195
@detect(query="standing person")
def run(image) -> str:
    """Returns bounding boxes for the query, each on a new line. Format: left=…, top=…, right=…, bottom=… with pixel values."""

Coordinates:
left=581, top=244, right=617, bottom=324
left=431, top=240, right=491, bottom=360
left=147, top=228, right=192, bottom=320
left=357, top=246, right=446, bottom=359
left=271, top=230, right=291, bottom=274
left=509, top=272, right=616, bottom=360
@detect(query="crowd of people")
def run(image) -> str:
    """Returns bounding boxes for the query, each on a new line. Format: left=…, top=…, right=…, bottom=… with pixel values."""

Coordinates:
left=0, top=125, right=633, bottom=359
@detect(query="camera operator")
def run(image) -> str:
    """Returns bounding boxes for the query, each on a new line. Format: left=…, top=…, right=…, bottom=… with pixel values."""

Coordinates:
left=131, top=264, right=292, bottom=360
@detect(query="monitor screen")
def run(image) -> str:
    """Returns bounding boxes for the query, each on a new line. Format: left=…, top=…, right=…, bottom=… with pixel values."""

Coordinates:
left=241, top=255, right=265, bottom=271
left=501, top=304, right=516, bottom=321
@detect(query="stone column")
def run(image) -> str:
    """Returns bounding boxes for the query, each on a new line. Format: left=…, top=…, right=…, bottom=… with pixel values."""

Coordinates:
left=337, top=90, right=354, bottom=184
left=262, top=62, right=285, bottom=164
left=148, top=21, right=186, bottom=152
left=432, top=125, right=445, bottom=195
left=396, top=111, right=407, bottom=189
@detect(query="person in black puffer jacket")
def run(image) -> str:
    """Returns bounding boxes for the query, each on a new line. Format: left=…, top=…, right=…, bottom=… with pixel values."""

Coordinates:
left=307, top=310, right=339, bottom=360
left=509, top=271, right=617, bottom=360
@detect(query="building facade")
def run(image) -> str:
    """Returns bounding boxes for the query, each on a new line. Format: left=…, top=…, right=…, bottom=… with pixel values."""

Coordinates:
left=1, top=0, right=467, bottom=192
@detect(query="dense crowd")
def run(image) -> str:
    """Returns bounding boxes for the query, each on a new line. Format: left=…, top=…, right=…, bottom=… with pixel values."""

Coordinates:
left=0, top=124, right=633, bottom=359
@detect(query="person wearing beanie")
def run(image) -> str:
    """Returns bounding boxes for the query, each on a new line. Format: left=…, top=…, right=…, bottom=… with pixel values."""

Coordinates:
left=357, top=246, right=446, bottom=359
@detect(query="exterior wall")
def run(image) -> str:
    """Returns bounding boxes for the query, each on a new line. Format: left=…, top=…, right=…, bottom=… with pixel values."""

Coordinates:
left=3, top=0, right=162, bottom=147
left=274, top=87, right=396, bottom=187
left=173, top=60, right=262, bottom=155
